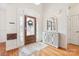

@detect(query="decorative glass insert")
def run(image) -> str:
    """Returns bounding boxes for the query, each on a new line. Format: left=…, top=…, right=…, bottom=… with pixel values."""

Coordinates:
left=47, top=17, right=57, bottom=31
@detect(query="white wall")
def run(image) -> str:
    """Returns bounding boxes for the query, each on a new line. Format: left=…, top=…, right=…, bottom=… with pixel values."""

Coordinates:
left=69, top=4, right=79, bottom=15
left=16, top=4, right=43, bottom=48
left=0, top=3, right=43, bottom=50
left=42, top=3, right=69, bottom=49
left=0, top=7, right=6, bottom=42
left=0, top=3, right=74, bottom=50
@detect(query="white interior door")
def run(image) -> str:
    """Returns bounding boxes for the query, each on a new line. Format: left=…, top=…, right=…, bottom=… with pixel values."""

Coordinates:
left=69, top=15, right=79, bottom=45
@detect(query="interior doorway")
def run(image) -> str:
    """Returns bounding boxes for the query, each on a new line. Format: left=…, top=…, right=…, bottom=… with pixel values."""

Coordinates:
left=24, top=15, right=36, bottom=45
left=68, top=15, right=79, bottom=45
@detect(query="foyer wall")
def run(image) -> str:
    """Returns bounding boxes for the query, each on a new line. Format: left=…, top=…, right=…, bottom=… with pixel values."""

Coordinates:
left=0, top=3, right=43, bottom=50
left=42, top=3, right=69, bottom=49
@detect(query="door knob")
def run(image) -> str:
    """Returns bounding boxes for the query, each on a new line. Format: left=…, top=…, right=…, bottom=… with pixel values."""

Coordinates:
left=76, top=31, right=79, bottom=33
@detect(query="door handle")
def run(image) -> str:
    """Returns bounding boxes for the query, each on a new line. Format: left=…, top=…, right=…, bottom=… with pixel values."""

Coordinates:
left=76, top=31, right=79, bottom=33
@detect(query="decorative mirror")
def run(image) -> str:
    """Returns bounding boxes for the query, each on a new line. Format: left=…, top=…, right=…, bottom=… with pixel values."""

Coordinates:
left=47, top=20, right=52, bottom=30
left=47, top=17, right=57, bottom=31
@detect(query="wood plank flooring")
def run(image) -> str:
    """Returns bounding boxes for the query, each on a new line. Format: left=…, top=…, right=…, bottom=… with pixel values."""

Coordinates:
left=0, top=42, right=19, bottom=56
left=32, top=44, right=79, bottom=56
left=0, top=42, right=6, bottom=56
left=5, top=48, right=19, bottom=56
left=1, top=43, right=79, bottom=56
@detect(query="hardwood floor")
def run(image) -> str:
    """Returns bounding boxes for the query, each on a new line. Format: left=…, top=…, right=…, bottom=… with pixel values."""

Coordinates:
left=5, top=48, right=19, bottom=56
left=0, top=42, right=6, bottom=56
left=1, top=43, right=79, bottom=56
left=32, top=44, right=79, bottom=56
left=0, top=42, right=19, bottom=56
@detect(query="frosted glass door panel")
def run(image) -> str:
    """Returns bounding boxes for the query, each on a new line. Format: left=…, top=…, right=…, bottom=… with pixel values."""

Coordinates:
left=26, top=17, right=35, bottom=36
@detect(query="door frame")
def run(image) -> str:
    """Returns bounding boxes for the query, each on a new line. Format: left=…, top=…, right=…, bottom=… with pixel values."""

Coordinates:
left=24, top=15, right=36, bottom=45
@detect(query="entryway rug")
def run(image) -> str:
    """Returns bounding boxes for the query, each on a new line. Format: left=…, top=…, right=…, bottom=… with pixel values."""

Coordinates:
left=19, top=42, right=48, bottom=56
